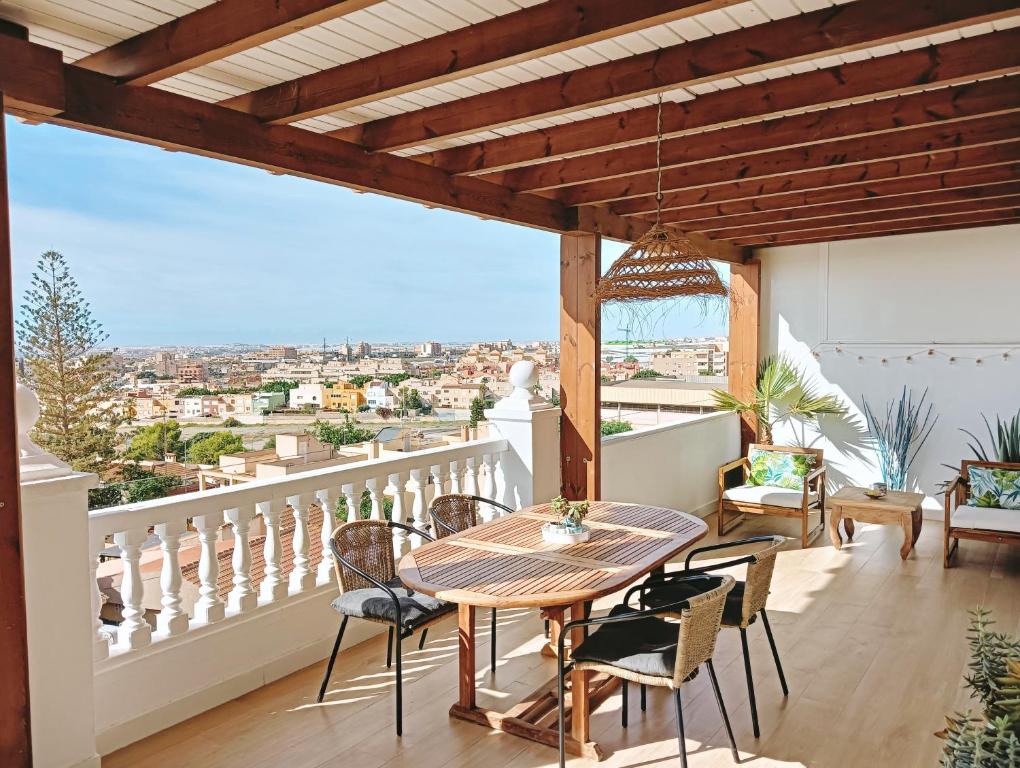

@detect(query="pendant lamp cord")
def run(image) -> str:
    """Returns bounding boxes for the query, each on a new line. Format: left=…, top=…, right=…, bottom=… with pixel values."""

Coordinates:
left=654, top=91, right=664, bottom=226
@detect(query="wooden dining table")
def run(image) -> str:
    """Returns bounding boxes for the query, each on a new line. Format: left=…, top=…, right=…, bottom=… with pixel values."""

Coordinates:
left=397, top=500, right=707, bottom=760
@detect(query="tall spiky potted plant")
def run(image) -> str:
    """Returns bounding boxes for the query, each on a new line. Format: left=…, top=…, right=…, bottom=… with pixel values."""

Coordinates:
left=711, top=355, right=846, bottom=445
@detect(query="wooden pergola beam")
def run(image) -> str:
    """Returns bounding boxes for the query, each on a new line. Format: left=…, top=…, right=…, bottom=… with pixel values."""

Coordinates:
left=732, top=208, right=1020, bottom=246
left=421, top=29, right=1020, bottom=175
left=572, top=206, right=748, bottom=264
left=0, top=31, right=570, bottom=234
left=0, top=33, right=742, bottom=257
left=657, top=164, right=1020, bottom=223
left=331, top=0, right=1020, bottom=152
left=672, top=181, right=1020, bottom=231
left=610, top=141, right=1020, bottom=217
left=75, top=0, right=386, bottom=86
left=559, top=112, right=1020, bottom=206
left=706, top=193, right=1020, bottom=239
left=220, top=0, right=744, bottom=124
left=742, top=216, right=1020, bottom=248
left=0, top=24, right=63, bottom=117
left=495, top=78, right=1020, bottom=193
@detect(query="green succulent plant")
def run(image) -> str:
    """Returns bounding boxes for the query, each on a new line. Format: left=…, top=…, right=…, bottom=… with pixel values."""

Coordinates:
left=937, top=608, right=1020, bottom=767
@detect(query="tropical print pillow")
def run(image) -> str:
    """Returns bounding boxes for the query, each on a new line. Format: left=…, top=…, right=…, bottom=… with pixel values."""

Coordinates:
left=747, top=449, right=817, bottom=490
left=967, top=467, right=1020, bottom=510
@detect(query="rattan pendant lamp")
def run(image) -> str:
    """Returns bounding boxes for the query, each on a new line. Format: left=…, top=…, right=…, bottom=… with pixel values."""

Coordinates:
left=594, top=93, right=728, bottom=305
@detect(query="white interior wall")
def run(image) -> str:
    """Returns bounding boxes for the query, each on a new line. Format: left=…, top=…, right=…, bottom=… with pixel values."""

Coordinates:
left=757, top=223, right=1020, bottom=518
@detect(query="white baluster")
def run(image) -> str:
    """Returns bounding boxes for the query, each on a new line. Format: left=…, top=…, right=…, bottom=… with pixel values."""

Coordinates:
left=432, top=464, right=448, bottom=500
left=342, top=481, right=365, bottom=522
left=389, top=472, right=407, bottom=560
left=257, top=499, right=287, bottom=603
left=316, top=489, right=335, bottom=584
left=154, top=521, right=189, bottom=637
left=481, top=453, right=496, bottom=501
left=409, top=468, right=428, bottom=549
left=366, top=476, right=383, bottom=521
left=288, top=493, right=316, bottom=593
left=225, top=506, right=256, bottom=613
left=464, top=456, right=479, bottom=496
left=114, top=528, right=152, bottom=650
left=449, top=460, right=462, bottom=494
left=494, top=451, right=512, bottom=510
left=90, top=533, right=111, bottom=661
left=192, top=514, right=226, bottom=623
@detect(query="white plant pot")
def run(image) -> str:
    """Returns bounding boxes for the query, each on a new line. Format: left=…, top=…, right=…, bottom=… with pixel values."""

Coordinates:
left=541, top=523, right=591, bottom=544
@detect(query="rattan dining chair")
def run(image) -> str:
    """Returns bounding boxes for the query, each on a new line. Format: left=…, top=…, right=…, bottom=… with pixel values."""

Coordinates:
left=557, top=574, right=739, bottom=768
left=631, top=535, right=788, bottom=738
left=429, top=493, right=515, bottom=673
left=317, top=519, right=456, bottom=736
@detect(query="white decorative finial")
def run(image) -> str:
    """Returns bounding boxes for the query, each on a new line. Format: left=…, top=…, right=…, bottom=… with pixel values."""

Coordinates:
left=17, top=383, right=72, bottom=480
left=490, top=360, right=550, bottom=413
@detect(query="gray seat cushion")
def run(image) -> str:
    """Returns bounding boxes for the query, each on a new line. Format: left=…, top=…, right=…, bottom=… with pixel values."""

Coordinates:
left=331, top=577, right=455, bottom=630
left=571, top=605, right=682, bottom=679
left=641, top=577, right=748, bottom=627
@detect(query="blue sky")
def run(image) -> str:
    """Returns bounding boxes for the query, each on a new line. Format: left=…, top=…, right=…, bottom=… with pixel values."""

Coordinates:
left=6, top=116, right=727, bottom=346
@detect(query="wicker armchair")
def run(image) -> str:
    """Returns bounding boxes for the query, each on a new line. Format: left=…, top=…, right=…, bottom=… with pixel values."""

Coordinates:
left=944, top=459, right=1020, bottom=567
left=429, top=493, right=515, bottom=673
left=630, top=535, right=788, bottom=739
left=317, top=520, right=456, bottom=736
left=556, top=574, right=739, bottom=768
left=718, top=444, right=825, bottom=548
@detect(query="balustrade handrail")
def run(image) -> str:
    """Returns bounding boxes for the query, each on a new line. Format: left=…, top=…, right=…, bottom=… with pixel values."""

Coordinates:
left=89, top=436, right=508, bottom=538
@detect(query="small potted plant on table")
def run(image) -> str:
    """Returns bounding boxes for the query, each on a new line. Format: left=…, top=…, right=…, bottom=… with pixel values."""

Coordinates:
left=543, top=496, right=591, bottom=544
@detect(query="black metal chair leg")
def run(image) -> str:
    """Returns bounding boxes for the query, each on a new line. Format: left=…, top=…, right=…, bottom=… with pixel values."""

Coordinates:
left=674, top=688, right=689, bottom=768
left=557, top=661, right=569, bottom=768
left=418, top=627, right=429, bottom=651
left=621, top=680, right=629, bottom=728
left=740, top=627, right=760, bottom=738
left=490, top=608, right=498, bottom=674
left=640, top=683, right=647, bottom=711
left=708, top=660, right=739, bottom=762
left=544, top=618, right=550, bottom=638
left=394, top=626, right=403, bottom=736
left=761, top=609, right=788, bottom=696
left=316, top=616, right=348, bottom=703
left=386, top=626, right=394, bottom=669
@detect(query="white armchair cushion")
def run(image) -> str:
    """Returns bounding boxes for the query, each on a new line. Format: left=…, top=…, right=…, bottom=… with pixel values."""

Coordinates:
left=723, top=484, right=817, bottom=509
left=951, top=504, right=1020, bottom=534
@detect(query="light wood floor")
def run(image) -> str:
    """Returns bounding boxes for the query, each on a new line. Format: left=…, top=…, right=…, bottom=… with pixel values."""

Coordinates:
left=105, top=514, right=1020, bottom=768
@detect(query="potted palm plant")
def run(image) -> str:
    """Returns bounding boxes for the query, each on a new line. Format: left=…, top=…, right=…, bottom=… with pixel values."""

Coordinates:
left=711, top=355, right=846, bottom=444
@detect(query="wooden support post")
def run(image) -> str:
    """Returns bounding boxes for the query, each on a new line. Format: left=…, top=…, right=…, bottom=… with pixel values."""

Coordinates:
left=728, top=260, right=760, bottom=451
left=0, top=93, right=33, bottom=768
left=458, top=604, right=476, bottom=709
left=559, top=233, right=601, bottom=501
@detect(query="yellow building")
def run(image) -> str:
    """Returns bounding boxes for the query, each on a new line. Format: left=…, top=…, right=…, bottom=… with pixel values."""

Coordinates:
left=323, top=381, right=366, bottom=412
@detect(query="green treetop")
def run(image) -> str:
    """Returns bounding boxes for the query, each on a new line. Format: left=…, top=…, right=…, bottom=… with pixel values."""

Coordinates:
left=124, top=420, right=185, bottom=461
left=187, top=431, right=244, bottom=464
left=17, top=250, right=120, bottom=474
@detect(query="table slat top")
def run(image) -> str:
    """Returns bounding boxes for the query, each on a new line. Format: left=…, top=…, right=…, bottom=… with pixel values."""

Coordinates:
left=398, top=501, right=707, bottom=608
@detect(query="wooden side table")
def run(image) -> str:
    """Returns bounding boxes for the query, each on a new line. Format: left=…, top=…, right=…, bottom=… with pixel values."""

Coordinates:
left=828, top=487, right=925, bottom=560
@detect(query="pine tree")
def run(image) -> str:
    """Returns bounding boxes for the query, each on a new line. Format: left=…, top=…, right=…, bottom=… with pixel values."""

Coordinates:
left=17, top=251, right=119, bottom=474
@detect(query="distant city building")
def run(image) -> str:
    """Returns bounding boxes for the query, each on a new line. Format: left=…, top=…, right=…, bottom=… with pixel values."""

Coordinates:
left=252, top=391, right=286, bottom=413
left=356, top=341, right=372, bottom=358
left=418, top=341, right=442, bottom=356
left=433, top=383, right=486, bottom=410
left=649, top=343, right=728, bottom=378
left=365, top=380, right=398, bottom=409
left=323, top=381, right=366, bottom=411
left=176, top=361, right=207, bottom=384
left=266, top=345, right=298, bottom=361
left=288, top=383, right=325, bottom=409
left=154, top=351, right=176, bottom=377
